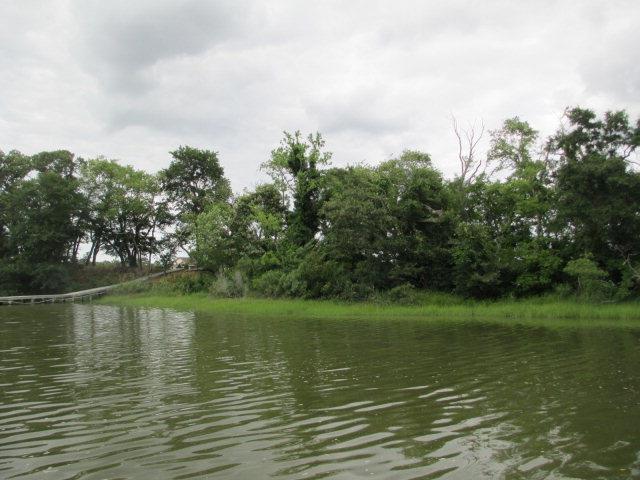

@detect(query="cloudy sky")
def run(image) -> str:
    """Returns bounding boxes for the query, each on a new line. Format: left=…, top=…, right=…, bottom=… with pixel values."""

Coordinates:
left=1, top=0, right=639, bottom=190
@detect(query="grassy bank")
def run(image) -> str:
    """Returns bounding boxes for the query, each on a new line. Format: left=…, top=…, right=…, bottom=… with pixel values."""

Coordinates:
left=99, top=292, right=640, bottom=329
left=66, top=264, right=161, bottom=292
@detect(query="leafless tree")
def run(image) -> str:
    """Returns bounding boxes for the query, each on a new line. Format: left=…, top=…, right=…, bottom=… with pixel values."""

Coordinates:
left=452, top=116, right=485, bottom=185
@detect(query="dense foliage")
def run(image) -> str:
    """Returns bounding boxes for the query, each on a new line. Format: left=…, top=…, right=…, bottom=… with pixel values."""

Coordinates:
left=1, top=107, right=639, bottom=300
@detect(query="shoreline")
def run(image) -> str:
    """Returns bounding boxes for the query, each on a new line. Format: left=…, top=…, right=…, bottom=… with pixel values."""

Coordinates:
left=98, top=293, right=640, bottom=329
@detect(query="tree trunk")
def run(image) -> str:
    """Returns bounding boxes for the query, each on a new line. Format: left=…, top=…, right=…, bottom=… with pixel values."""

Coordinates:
left=92, top=239, right=100, bottom=266
left=85, top=240, right=95, bottom=266
left=128, top=249, right=138, bottom=268
left=72, top=237, right=81, bottom=263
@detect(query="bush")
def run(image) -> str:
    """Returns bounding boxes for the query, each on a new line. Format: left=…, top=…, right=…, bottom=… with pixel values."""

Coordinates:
left=386, top=283, right=419, bottom=305
left=1, top=262, right=71, bottom=295
left=553, top=283, right=573, bottom=299
left=291, top=249, right=377, bottom=300
left=251, top=269, right=287, bottom=297
left=209, top=270, right=246, bottom=298
left=452, top=223, right=504, bottom=299
left=564, top=256, right=614, bottom=301
left=614, top=267, right=637, bottom=301
left=34, top=265, right=69, bottom=293
left=0, top=261, right=34, bottom=295
left=176, top=272, right=214, bottom=294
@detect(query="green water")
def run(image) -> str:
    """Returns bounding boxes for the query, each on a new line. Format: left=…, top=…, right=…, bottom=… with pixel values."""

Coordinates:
left=1, top=305, right=639, bottom=479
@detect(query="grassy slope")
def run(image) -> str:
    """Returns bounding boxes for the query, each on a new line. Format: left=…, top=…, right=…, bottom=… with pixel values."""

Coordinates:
left=99, top=293, right=640, bottom=329
left=66, top=265, right=160, bottom=293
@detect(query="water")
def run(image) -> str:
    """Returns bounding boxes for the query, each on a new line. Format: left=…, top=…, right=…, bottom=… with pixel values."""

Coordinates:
left=1, top=305, right=639, bottom=479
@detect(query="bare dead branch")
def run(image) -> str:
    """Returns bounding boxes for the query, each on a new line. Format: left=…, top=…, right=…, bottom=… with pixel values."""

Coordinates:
left=452, top=116, right=485, bottom=185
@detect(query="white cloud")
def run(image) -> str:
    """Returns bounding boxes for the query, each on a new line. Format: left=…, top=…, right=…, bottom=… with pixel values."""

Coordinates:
left=1, top=0, right=639, bottom=189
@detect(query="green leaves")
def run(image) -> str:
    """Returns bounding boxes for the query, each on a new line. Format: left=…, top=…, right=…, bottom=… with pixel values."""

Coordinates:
left=564, top=256, right=613, bottom=300
left=488, top=116, right=538, bottom=172
left=80, top=158, right=162, bottom=267
left=262, top=131, right=331, bottom=246
left=553, top=108, right=640, bottom=282
left=2, top=107, right=640, bottom=301
left=161, top=146, right=231, bottom=217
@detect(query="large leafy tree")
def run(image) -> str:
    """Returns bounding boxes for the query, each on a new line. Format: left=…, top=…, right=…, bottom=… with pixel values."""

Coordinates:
left=319, top=165, right=393, bottom=290
left=448, top=116, right=565, bottom=298
left=377, top=152, right=452, bottom=289
left=0, top=150, right=86, bottom=293
left=315, top=151, right=451, bottom=294
left=0, top=150, right=32, bottom=258
left=4, top=168, right=85, bottom=264
left=160, top=146, right=231, bottom=256
left=552, top=108, right=640, bottom=281
left=161, top=146, right=231, bottom=216
left=191, top=183, right=287, bottom=273
left=31, top=150, right=78, bottom=178
left=2, top=150, right=86, bottom=265
left=81, top=159, right=166, bottom=268
left=263, top=131, right=331, bottom=246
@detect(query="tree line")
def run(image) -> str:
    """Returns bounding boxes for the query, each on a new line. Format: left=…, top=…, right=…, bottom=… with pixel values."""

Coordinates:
left=1, top=107, right=639, bottom=300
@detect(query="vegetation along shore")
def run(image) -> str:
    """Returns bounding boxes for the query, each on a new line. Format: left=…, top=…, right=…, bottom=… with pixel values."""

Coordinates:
left=3, top=107, right=640, bottom=307
left=100, top=293, right=640, bottom=329
left=96, top=271, right=640, bottom=328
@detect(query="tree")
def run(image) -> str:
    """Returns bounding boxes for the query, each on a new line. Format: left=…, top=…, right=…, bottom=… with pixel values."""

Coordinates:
left=160, top=146, right=231, bottom=256
left=452, top=117, right=486, bottom=186
left=191, top=202, right=236, bottom=272
left=81, top=159, right=165, bottom=268
left=552, top=108, right=640, bottom=281
left=452, top=222, right=503, bottom=298
left=0, top=150, right=31, bottom=192
left=4, top=169, right=84, bottom=264
left=487, top=117, right=539, bottom=173
left=0, top=150, right=32, bottom=258
left=376, top=151, right=452, bottom=289
left=262, top=131, right=331, bottom=246
left=0, top=150, right=86, bottom=293
left=190, top=183, right=287, bottom=275
left=314, top=151, right=451, bottom=295
left=564, top=255, right=612, bottom=300
left=319, top=165, right=393, bottom=290
left=79, top=158, right=113, bottom=265
left=31, top=150, right=79, bottom=178
left=552, top=108, right=640, bottom=164
left=451, top=117, right=561, bottom=298
left=161, top=146, right=231, bottom=216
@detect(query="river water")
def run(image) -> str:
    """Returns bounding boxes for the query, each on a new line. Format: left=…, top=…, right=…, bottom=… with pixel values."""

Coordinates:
left=1, top=305, right=639, bottom=479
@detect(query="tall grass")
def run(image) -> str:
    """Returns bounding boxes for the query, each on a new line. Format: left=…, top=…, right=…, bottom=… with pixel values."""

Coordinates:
left=99, top=292, right=640, bottom=329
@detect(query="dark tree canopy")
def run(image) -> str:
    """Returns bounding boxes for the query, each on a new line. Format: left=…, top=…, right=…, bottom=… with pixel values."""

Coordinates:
left=264, top=131, right=331, bottom=246
left=2, top=107, right=640, bottom=301
left=161, top=146, right=231, bottom=217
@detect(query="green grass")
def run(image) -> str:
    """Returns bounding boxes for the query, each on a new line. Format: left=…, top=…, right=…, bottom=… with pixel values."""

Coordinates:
left=98, top=292, right=640, bottom=329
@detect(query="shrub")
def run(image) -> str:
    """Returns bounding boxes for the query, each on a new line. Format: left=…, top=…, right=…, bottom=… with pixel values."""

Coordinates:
left=386, top=283, right=419, bottom=305
left=177, top=272, right=214, bottom=294
left=614, top=267, right=637, bottom=301
left=252, top=269, right=287, bottom=297
left=209, top=270, right=246, bottom=298
left=553, top=283, right=573, bottom=299
left=0, top=261, right=33, bottom=295
left=564, top=256, right=614, bottom=301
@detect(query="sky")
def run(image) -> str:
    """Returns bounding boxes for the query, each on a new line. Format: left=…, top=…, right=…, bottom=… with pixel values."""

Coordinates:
left=1, top=0, right=639, bottom=191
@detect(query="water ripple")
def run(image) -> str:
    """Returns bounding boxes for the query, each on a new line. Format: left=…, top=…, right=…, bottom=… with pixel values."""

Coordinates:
left=1, top=305, right=639, bottom=479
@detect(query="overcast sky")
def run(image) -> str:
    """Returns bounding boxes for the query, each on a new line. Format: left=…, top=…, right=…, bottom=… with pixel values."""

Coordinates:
left=1, top=0, right=639, bottom=190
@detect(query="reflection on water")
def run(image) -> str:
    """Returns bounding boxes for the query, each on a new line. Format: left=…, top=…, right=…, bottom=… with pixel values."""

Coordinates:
left=1, top=304, right=639, bottom=479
